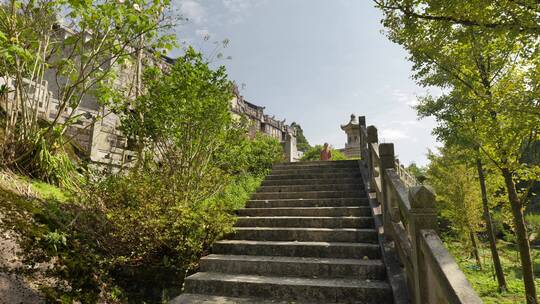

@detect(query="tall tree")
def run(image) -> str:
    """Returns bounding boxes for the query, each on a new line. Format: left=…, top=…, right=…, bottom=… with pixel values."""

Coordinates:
left=374, top=1, right=540, bottom=36
left=377, top=3, right=539, bottom=302
left=290, top=122, right=311, bottom=152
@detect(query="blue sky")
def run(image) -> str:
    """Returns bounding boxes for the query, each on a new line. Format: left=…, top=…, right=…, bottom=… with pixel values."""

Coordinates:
left=170, top=0, right=440, bottom=166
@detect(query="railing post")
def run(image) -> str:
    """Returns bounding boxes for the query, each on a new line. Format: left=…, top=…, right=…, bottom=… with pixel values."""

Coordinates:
left=378, top=143, right=395, bottom=236
left=358, top=116, right=367, bottom=161
left=408, top=186, right=438, bottom=304
left=367, top=125, right=378, bottom=143
left=283, top=132, right=297, bottom=163
left=366, top=126, right=378, bottom=191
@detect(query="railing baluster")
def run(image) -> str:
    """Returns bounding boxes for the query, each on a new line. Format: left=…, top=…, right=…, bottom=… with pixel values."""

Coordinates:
left=366, top=125, right=378, bottom=192
left=379, top=143, right=395, bottom=237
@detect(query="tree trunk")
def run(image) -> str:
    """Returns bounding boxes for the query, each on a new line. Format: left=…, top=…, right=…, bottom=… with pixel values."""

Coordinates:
left=468, top=229, right=482, bottom=269
left=501, top=168, right=537, bottom=304
left=476, top=157, right=507, bottom=291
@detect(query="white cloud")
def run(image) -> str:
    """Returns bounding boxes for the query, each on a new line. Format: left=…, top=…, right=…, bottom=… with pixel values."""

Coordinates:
left=392, top=90, right=419, bottom=107
left=221, top=0, right=267, bottom=24
left=222, top=0, right=251, bottom=13
left=351, top=89, right=365, bottom=98
left=379, top=128, right=410, bottom=141
left=178, top=0, right=207, bottom=24
left=398, top=120, right=420, bottom=126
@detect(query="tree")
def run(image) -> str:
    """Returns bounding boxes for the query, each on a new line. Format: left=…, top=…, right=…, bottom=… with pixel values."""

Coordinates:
left=378, top=3, right=539, bottom=301
left=0, top=0, right=175, bottom=184
left=120, top=48, right=238, bottom=200
left=427, top=145, right=484, bottom=268
left=374, top=0, right=540, bottom=36
left=290, top=122, right=311, bottom=152
left=406, top=162, right=427, bottom=184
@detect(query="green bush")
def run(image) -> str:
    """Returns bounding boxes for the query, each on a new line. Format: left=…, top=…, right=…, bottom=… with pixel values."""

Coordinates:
left=17, top=160, right=267, bottom=303
left=300, top=145, right=348, bottom=161
left=218, top=131, right=284, bottom=177
left=244, top=133, right=284, bottom=175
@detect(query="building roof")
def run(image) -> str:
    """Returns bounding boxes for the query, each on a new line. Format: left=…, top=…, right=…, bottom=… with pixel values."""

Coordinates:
left=244, top=99, right=265, bottom=111
left=340, top=114, right=359, bottom=130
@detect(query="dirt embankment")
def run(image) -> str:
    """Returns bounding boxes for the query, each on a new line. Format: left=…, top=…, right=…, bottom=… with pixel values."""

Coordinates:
left=0, top=226, right=44, bottom=304
left=0, top=172, right=45, bottom=304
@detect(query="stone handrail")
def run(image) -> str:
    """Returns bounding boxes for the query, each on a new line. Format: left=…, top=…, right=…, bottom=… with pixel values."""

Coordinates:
left=357, top=116, right=482, bottom=304
left=394, top=159, right=418, bottom=187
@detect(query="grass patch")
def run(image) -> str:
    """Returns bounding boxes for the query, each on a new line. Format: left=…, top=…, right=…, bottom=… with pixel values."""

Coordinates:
left=27, top=179, right=69, bottom=202
left=446, top=240, right=540, bottom=303
left=0, top=170, right=70, bottom=202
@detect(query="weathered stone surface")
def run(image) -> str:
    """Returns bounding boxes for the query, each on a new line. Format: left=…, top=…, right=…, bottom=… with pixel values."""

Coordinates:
left=229, top=227, right=378, bottom=243
left=258, top=183, right=363, bottom=193
left=250, top=190, right=365, bottom=200
left=262, top=177, right=361, bottom=186
left=270, top=167, right=359, bottom=175
left=200, top=254, right=386, bottom=280
left=265, top=172, right=361, bottom=180
left=212, top=240, right=381, bottom=259
left=183, top=272, right=392, bottom=304
left=171, top=294, right=310, bottom=304
left=246, top=198, right=369, bottom=208
left=237, top=206, right=372, bottom=217
left=235, top=216, right=374, bottom=228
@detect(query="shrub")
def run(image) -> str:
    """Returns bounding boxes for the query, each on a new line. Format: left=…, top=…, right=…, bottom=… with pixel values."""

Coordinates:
left=17, top=159, right=267, bottom=303
left=243, top=133, right=284, bottom=175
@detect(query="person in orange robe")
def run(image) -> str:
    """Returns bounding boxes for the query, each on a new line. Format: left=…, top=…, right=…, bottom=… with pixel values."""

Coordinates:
left=320, top=143, right=332, bottom=161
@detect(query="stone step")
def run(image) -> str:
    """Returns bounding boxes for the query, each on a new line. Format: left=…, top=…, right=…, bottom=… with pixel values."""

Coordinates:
left=257, top=183, right=363, bottom=193
left=271, top=167, right=359, bottom=175
left=262, top=177, right=361, bottom=186
left=183, top=272, right=393, bottom=304
left=273, top=160, right=358, bottom=169
left=266, top=172, right=362, bottom=180
left=229, top=227, right=378, bottom=243
left=235, top=216, right=374, bottom=229
left=237, top=206, right=372, bottom=217
left=172, top=294, right=310, bottom=304
left=213, top=240, right=381, bottom=259
left=246, top=198, right=369, bottom=208
left=200, top=254, right=386, bottom=280
left=251, top=190, right=365, bottom=200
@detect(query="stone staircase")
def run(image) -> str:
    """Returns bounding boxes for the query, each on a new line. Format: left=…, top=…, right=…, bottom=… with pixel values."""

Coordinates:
left=174, top=160, right=394, bottom=303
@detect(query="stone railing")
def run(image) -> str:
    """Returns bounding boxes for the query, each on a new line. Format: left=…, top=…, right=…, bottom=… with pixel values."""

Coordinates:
left=394, top=159, right=418, bottom=187
left=357, top=116, right=482, bottom=304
